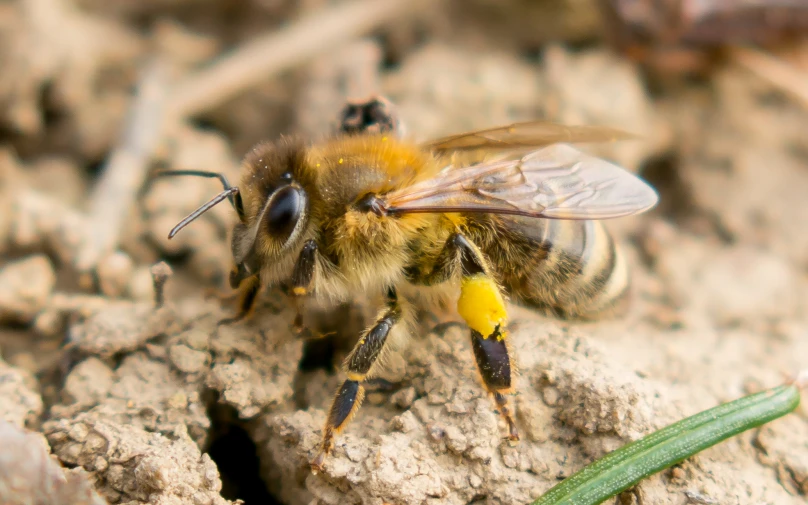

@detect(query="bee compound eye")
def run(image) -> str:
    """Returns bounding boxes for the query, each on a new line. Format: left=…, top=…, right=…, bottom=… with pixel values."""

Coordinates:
left=266, top=185, right=303, bottom=240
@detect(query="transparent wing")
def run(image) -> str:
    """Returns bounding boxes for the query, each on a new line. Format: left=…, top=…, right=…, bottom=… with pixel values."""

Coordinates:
left=383, top=143, right=659, bottom=220
left=420, top=121, right=638, bottom=154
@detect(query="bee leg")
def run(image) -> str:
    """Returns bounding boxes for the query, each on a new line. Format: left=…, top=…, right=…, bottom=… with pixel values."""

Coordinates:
left=217, top=274, right=261, bottom=326
left=310, top=287, right=402, bottom=473
left=203, top=287, right=240, bottom=302
left=404, top=234, right=463, bottom=286
left=289, top=240, right=318, bottom=336
left=471, top=329, right=519, bottom=442
left=447, top=233, right=519, bottom=442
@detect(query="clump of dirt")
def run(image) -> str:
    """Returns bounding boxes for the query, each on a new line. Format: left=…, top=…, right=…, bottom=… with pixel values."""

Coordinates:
left=0, top=356, right=43, bottom=428
left=0, top=1, right=806, bottom=505
left=0, top=420, right=106, bottom=505
left=0, top=254, right=56, bottom=324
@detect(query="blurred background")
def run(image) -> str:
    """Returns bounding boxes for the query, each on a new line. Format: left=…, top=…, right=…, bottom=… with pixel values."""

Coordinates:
left=0, top=1, right=806, bottom=504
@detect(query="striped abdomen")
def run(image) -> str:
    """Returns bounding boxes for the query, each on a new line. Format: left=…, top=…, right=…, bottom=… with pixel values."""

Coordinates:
left=466, top=214, right=630, bottom=320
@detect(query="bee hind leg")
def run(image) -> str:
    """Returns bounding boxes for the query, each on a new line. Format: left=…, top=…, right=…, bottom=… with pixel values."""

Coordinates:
left=438, top=233, right=520, bottom=442
left=471, top=327, right=519, bottom=442
left=310, top=287, right=402, bottom=473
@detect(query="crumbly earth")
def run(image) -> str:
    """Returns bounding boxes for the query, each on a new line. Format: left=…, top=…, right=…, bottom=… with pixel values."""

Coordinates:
left=0, top=1, right=806, bottom=505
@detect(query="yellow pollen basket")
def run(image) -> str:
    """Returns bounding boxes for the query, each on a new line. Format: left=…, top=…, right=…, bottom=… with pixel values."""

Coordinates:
left=457, top=274, right=508, bottom=339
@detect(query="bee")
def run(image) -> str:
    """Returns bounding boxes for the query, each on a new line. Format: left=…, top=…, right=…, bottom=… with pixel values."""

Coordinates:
left=157, top=96, right=658, bottom=473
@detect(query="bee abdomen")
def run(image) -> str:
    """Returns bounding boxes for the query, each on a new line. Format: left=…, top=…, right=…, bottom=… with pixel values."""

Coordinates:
left=499, top=219, right=631, bottom=321
left=557, top=221, right=630, bottom=320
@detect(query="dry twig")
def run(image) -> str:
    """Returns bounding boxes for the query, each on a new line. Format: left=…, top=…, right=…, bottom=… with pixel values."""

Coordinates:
left=76, top=59, right=171, bottom=274
left=729, top=45, right=808, bottom=110
left=167, top=0, right=412, bottom=119
left=150, top=261, right=173, bottom=308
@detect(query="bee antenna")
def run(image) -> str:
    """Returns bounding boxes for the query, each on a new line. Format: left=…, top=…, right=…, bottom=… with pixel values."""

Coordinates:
left=153, top=170, right=237, bottom=208
left=168, top=187, right=239, bottom=239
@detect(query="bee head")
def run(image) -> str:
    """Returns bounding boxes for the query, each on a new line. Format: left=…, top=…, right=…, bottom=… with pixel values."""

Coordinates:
left=156, top=137, right=313, bottom=289
left=229, top=138, right=312, bottom=286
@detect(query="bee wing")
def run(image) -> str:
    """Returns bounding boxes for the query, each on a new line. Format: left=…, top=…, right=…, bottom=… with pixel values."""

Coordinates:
left=384, top=143, right=659, bottom=220
left=420, top=121, right=638, bottom=153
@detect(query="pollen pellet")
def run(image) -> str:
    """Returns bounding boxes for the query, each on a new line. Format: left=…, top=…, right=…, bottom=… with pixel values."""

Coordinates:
left=457, top=274, right=508, bottom=339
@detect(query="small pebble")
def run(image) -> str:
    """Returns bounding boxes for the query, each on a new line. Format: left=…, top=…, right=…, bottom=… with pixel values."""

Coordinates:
left=33, top=308, right=64, bottom=338
left=542, top=386, right=559, bottom=406
left=0, top=254, right=56, bottom=324
left=97, top=251, right=134, bottom=298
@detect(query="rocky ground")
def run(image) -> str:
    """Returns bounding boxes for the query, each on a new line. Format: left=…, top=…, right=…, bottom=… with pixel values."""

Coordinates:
left=0, top=1, right=806, bottom=504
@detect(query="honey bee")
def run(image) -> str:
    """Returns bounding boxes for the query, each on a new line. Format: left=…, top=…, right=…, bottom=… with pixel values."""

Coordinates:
left=157, top=96, right=658, bottom=472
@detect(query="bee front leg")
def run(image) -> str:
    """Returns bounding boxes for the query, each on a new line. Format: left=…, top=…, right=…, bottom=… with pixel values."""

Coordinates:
left=310, top=287, right=402, bottom=473
left=218, top=273, right=261, bottom=326
left=289, top=240, right=319, bottom=337
left=419, top=233, right=519, bottom=442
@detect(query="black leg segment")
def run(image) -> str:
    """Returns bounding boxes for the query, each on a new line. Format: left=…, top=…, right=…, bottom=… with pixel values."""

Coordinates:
left=310, top=288, right=403, bottom=472
left=291, top=240, right=318, bottom=296
left=471, top=328, right=511, bottom=391
left=289, top=240, right=318, bottom=335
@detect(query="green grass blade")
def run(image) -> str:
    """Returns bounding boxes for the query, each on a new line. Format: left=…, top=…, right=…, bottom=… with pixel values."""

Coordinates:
left=531, top=376, right=804, bottom=505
